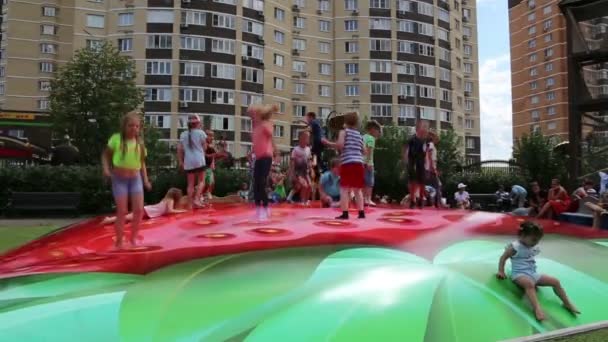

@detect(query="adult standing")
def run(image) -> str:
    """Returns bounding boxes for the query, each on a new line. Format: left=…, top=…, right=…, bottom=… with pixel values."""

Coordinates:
left=405, top=120, right=429, bottom=209
left=177, top=114, right=207, bottom=208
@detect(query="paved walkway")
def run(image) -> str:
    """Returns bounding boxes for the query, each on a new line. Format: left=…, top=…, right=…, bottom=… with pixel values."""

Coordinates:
left=0, top=218, right=87, bottom=228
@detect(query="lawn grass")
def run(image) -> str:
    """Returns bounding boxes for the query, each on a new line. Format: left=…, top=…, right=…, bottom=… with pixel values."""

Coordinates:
left=543, top=329, right=608, bottom=342
left=0, top=226, right=59, bottom=254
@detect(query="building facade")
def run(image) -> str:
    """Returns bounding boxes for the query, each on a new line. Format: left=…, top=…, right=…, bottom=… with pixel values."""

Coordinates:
left=0, top=0, right=481, bottom=161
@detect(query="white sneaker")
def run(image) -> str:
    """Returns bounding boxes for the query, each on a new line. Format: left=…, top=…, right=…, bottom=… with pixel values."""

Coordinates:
left=368, top=200, right=377, bottom=207
left=259, top=208, right=269, bottom=222
left=330, top=202, right=340, bottom=208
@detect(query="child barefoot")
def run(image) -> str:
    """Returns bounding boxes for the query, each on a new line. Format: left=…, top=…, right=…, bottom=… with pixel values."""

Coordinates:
left=250, top=103, right=277, bottom=221
left=102, top=188, right=187, bottom=224
left=497, top=221, right=580, bottom=321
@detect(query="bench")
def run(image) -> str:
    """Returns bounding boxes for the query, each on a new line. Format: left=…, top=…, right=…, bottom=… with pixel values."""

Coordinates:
left=559, top=196, right=607, bottom=228
left=6, top=192, right=80, bottom=216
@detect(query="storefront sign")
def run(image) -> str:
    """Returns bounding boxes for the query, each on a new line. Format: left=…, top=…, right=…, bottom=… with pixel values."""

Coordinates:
left=0, top=113, right=36, bottom=120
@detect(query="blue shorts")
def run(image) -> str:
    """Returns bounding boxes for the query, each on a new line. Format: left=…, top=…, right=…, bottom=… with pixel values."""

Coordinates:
left=365, top=167, right=375, bottom=187
left=111, top=173, right=143, bottom=197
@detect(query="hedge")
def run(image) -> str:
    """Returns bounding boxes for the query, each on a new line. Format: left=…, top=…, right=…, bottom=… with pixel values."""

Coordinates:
left=0, top=165, right=247, bottom=215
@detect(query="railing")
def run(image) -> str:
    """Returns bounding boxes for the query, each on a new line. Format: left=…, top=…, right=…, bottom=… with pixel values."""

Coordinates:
left=462, top=160, right=522, bottom=175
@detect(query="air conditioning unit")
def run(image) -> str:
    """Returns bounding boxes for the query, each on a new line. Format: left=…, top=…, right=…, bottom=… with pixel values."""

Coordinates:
left=242, top=56, right=249, bottom=62
left=179, top=101, right=188, bottom=108
left=353, top=78, right=360, bottom=81
left=292, top=5, right=300, bottom=12
left=259, top=61, right=265, bottom=66
left=292, top=49, right=300, bottom=56
left=317, top=9, right=323, bottom=14
left=257, top=11, right=264, bottom=19
left=293, top=30, right=300, bottom=35
left=463, top=16, right=469, bottom=22
left=464, top=91, right=472, bottom=97
left=257, top=38, right=265, bottom=45
left=352, top=10, right=359, bottom=16
left=180, top=23, right=188, bottom=28
left=463, top=36, right=469, bottom=41
left=301, top=72, right=308, bottom=78
left=543, top=26, right=549, bottom=32
left=399, top=95, right=407, bottom=101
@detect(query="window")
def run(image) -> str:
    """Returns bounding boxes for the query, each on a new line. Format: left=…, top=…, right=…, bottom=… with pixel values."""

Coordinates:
left=243, top=0, right=264, bottom=11
left=440, top=67, right=451, bottom=81
left=528, top=0, right=536, bottom=8
left=319, top=0, right=330, bottom=11
left=294, top=0, right=306, bottom=7
left=528, top=40, right=536, bottom=49
left=345, top=85, right=359, bottom=96
left=319, top=63, right=331, bottom=75
left=529, top=53, right=537, bottom=62
left=543, top=5, right=552, bottom=15
left=243, top=67, right=263, bottom=83
left=464, top=119, right=475, bottom=129
left=398, top=20, right=415, bottom=33
left=545, top=48, right=554, bottom=58
left=86, top=14, right=104, bottom=28
left=214, top=0, right=237, bottom=3
left=180, top=88, right=203, bottom=102
left=399, top=83, right=415, bottom=96
left=211, top=63, right=236, bottom=79
left=465, top=99, right=474, bottom=111
left=274, top=54, right=284, bottom=66
left=244, top=20, right=264, bottom=35
left=273, top=125, right=285, bottom=138
left=370, top=0, right=389, bottom=9
left=39, top=80, right=51, bottom=91
left=370, top=39, right=391, bottom=51
left=418, top=64, right=435, bottom=78
left=345, top=41, right=359, bottom=53
left=294, top=105, right=307, bottom=117
left=418, top=44, right=434, bottom=57
left=398, top=41, right=415, bottom=53
left=544, top=20, right=552, bottom=31
left=548, top=106, right=556, bottom=115
left=398, top=0, right=411, bottom=11
left=274, top=77, right=284, bottom=90
left=146, top=61, right=172, bottom=75
left=213, top=14, right=236, bottom=29
left=212, top=39, right=235, bottom=54
left=40, top=62, right=55, bottom=73
left=319, top=85, right=331, bottom=97
left=399, top=106, right=416, bottom=119
left=530, top=81, right=538, bottom=90
left=441, top=89, right=451, bottom=102
left=370, top=61, right=391, bottom=73
left=544, top=34, right=553, bottom=43
left=546, top=91, right=556, bottom=101
left=319, top=20, right=330, bottom=32
left=418, top=85, right=435, bottom=99
left=530, top=68, right=538, bottom=76
left=294, top=83, right=305, bottom=94
left=396, top=63, right=414, bottom=75
left=181, top=36, right=205, bottom=51
left=210, top=90, right=235, bottom=104
left=119, top=13, right=134, bottom=26
left=464, top=44, right=472, bottom=56
left=370, top=18, right=391, bottom=30
left=466, top=138, right=475, bottom=149
left=39, top=99, right=50, bottom=110
left=319, top=107, right=331, bottom=120
left=371, top=83, right=391, bottom=95
left=42, top=6, right=56, bottom=17
left=532, top=124, right=541, bottom=133
left=463, top=26, right=472, bottom=38
left=437, top=28, right=449, bottom=41
left=293, top=60, right=307, bottom=72
left=86, top=39, right=102, bottom=50
left=275, top=8, right=285, bottom=21
left=420, top=107, right=436, bottom=120
left=531, top=96, right=539, bottom=104
left=528, top=13, right=536, bottom=21
left=242, top=44, right=264, bottom=59
left=546, top=77, right=555, bottom=87
left=528, top=26, right=537, bottom=35
left=545, top=63, right=553, bottom=72
left=147, top=35, right=172, bottom=49
left=293, top=39, right=306, bottom=50
left=346, top=63, right=359, bottom=75
left=371, top=104, right=392, bottom=117
left=210, top=116, right=235, bottom=131
left=440, top=110, right=452, bottom=122
left=418, top=2, right=434, bottom=16
left=438, top=8, right=450, bottom=22
left=242, top=93, right=263, bottom=106
left=438, top=48, right=450, bottom=61
left=464, top=63, right=473, bottom=73
left=118, top=38, right=132, bottom=52
left=180, top=62, right=205, bottom=76
left=7, top=129, right=24, bottom=138
left=319, top=41, right=331, bottom=53
left=145, top=115, right=170, bottom=129
left=531, top=110, right=540, bottom=120
left=345, top=0, right=358, bottom=10
left=147, top=10, right=173, bottom=23
left=145, top=88, right=171, bottom=101
left=548, top=122, right=557, bottom=130
left=241, top=118, right=253, bottom=132
left=40, top=43, right=56, bottom=54
left=465, top=82, right=473, bottom=92
left=274, top=30, right=285, bottom=44
left=41, top=25, right=57, bottom=35
left=345, top=20, right=358, bottom=31
left=294, top=16, right=306, bottom=29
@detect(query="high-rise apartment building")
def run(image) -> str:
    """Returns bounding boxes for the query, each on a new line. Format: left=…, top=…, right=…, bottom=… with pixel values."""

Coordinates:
left=0, top=0, right=481, bottom=162
left=509, top=0, right=569, bottom=141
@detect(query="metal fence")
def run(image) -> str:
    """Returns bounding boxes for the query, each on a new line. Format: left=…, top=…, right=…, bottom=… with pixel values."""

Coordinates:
left=461, top=160, right=522, bottom=176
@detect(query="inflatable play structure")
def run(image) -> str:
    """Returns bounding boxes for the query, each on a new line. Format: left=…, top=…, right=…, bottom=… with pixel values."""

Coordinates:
left=0, top=204, right=607, bottom=341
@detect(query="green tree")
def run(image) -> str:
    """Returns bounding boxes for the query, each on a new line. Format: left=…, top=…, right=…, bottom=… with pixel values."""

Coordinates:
left=144, top=123, right=172, bottom=175
left=513, top=132, right=566, bottom=187
left=374, top=125, right=409, bottom=200
left=50, top=42, right=143, bottom=164
left=436, top=129, right=464, bottom=176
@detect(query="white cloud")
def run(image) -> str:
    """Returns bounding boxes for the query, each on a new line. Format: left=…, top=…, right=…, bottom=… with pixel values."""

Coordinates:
left=479, top=54, right=513, bottom=160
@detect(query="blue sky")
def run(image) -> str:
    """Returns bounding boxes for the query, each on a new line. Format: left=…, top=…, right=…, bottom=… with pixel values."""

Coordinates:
left=477, top=0, right=513, bottom=160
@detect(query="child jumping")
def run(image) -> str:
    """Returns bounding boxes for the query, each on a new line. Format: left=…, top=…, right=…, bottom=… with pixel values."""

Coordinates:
left=363, top=120, right=381, bottom=206
left=497, top=221, right=580, bottom=321
left=327, top=112, right=366, bottom=220
left=177, top=115, right=207, bottom=208
left=250, top=103, right=277, bottom=221
left=101, top=188, right=187, bottom=224
left=102, top=111, right=152, bottom=249
left=290, top=130, right=312, bottom=205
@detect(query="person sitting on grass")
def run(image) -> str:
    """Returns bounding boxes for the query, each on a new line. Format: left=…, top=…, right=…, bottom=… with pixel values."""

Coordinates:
left=102, top=188, right=187, bottom=225
left=319, top=158, right=341, bottom=208
left=497, top=221, right=580, bottom=321
left=454, top=183, right=471, bottom=209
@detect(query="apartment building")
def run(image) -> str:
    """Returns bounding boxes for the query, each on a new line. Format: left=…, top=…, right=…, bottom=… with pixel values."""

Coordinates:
left=0, top=0, right=481, bottom=162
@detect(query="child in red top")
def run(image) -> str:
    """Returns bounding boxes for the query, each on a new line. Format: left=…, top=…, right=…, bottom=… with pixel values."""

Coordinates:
left=250, top=103, right=277, bottom=221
